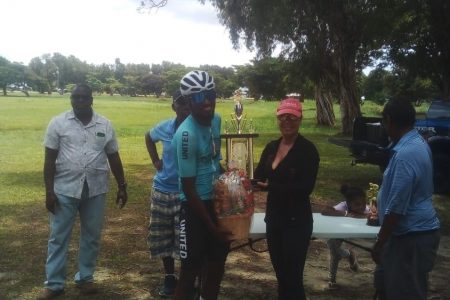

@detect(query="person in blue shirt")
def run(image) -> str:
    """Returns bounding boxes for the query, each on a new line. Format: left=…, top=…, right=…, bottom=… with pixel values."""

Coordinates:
left=372, top=99, right=441, bottom=300
left=211, top=113, right=224, bottom=177
left=172, top=71, right=230, bottom=300
left=145, top=89, right=190, bottom=298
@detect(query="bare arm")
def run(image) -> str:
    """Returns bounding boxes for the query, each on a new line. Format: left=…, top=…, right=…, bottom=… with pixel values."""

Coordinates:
left=348, top=211, right=370, bottom=218
left=253, top=145, right=270, bottom=190
left=371, top=213, right=400, bottom=263
left=321, top=206, right=346, bottom=217
left=107, top=152, right=127, bottom=208
left=145, top=132, right=162, bottom=171
left=43, top=147, right=58, bottom=214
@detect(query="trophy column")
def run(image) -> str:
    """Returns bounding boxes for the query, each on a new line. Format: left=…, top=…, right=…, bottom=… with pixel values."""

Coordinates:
left=221, top=133, right=259, bottom=179
left=221, top=99, right=259, bottom=178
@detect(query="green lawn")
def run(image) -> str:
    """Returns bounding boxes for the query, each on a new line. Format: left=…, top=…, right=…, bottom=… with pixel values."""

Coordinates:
left=0, top=93, right=448, bottom=299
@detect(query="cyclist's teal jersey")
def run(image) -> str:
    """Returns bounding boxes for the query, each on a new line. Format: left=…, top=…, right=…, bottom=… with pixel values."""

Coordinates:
left=173, top=114, right=221, bottom=201
left=211, top=114, right=222, bottom=177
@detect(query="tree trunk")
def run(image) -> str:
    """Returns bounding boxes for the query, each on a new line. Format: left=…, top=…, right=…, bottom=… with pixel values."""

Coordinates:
left=2, top=86, right=7, bottom=96
left=314, top=80, right=335, bottom=126
left=337, top=53, right=361, bottom=134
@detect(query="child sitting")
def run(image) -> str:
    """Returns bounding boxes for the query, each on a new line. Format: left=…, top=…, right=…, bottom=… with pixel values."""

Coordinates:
left=321, top=184, right=370, bottom=290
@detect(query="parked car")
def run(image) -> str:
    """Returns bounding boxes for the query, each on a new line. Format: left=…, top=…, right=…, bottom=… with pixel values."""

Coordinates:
left=330, top=101, right=450, bottom=195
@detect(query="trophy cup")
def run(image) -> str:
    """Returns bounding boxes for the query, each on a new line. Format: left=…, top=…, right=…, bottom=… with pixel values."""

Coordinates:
left=221, top=96, right=259, bottom=178
left=233, top=101, right=244, bottom=133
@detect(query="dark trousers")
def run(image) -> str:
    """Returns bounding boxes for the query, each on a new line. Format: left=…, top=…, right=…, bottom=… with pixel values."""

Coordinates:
left=266, top=221, right=313, bottom=300
left=374, top=230, right=440, bottom=300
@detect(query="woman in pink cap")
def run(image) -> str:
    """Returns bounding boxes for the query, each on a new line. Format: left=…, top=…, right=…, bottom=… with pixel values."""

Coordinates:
left=254, top=98, right=320, bottom=300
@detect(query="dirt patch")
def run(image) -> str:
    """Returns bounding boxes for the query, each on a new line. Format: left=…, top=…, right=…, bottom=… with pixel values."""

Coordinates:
left=216, top=192, right=450, bottom=300
left=6, top=192, right=448, bottom=300
left=217, top=236, right=450, bottom=300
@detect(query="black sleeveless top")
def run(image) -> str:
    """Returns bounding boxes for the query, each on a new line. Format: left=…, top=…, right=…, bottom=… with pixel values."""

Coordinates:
left=254, top=134, right=319, bottom=227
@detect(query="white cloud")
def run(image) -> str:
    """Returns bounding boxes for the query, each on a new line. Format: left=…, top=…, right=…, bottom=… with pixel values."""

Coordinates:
left=0, top=0, right=255, bottom=67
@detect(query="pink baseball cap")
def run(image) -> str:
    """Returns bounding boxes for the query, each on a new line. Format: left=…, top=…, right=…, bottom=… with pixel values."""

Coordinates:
left=276, top=98, right=302, bottom=118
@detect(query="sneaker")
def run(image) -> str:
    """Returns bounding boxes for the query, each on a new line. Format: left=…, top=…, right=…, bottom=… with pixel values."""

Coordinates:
left=36, top=288, right=64, bottom=300
left=158, top=274, right=177, bottom=298
left=76, top=281, right=99, bottom=295
left=348, top=249, right=359, bottom=272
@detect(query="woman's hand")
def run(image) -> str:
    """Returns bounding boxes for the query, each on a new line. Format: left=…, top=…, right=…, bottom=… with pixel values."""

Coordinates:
left=256, top=180, right=268, bottom=189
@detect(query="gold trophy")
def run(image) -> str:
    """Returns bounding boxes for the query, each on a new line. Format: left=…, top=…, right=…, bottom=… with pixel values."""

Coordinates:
left=221, top=93, right=259, bottom=178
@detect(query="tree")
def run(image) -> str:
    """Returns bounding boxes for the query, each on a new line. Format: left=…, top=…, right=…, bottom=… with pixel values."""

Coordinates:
left=51, top=53, right=69, bottom=93
left=151, top=63, right=164, bottom=75
left=28, top=54, right=59, bottom=94
left=138, top=0, right=168, bottom=12
left=0, top=57, right=22, bottom=95
left=84, top=63, right=116, bottom=94
left=85, top=74, right=104, bottom=94
left=199, top=64, right=239, bottom=98
left=114, top=58, right=126, bottom=84
left=158, top=62, right=187, bottom=94
left=141, top=74, right=165, bottom=97
left=387, top=0, right=450, bottom=101
left=66, top=55, right=90, bottom=84
left=204, top=0, right=396, bottom=133
left=362, top=68, right=391, bottom=104
left=240, top=58, right=287, bottom=100
left=163, top=69, right=187, bottom=95
left=104, top=77, right=123, bottom=96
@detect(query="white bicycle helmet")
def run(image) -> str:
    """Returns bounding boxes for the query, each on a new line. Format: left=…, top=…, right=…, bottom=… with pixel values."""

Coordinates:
left=180, top=70, right=215, bottom=96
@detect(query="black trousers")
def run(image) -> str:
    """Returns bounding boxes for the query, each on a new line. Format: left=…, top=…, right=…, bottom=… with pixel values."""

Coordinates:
left=266, top=220, right=313, bottom=300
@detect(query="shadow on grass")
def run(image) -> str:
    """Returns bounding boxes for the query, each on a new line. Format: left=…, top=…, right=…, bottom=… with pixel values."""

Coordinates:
left=0, top=197, right=278, bottom=299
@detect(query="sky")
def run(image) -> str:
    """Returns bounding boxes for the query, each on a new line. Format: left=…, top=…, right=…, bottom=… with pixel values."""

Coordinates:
left=0, top=0, right=256, bottom=67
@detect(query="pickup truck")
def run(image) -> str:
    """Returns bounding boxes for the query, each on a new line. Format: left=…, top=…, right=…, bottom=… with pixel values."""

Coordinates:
left=331, top=101, right=450, bottom=195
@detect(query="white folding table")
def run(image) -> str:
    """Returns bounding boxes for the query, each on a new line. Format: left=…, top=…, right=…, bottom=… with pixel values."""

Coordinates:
left=231, top=212, right=380, bottom=252
left=250, top=212, right=380, bottom=239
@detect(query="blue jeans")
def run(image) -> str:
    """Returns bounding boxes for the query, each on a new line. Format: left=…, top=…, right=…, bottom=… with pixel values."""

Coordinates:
left=44, top=183, right=106, bottom=291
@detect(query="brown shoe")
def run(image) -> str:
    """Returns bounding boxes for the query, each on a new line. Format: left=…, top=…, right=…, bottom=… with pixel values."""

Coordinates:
left=36, top=288, right=64, bottom=300
left=76, top=282, right=99, bottom=295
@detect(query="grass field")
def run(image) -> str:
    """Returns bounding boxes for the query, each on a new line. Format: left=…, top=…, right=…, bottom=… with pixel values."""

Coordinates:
left=0, top=93, right=448, bottom=299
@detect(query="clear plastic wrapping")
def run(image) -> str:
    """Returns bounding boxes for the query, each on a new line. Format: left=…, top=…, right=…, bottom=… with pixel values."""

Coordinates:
left=213, top=169, right=254, bottom=217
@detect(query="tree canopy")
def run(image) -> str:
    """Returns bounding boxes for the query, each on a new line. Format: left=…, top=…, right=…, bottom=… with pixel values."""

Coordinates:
left=204, top=0, right=399, bottom=133
left=386, top=0, right=450, bottom=100
left=3, top=0, right=449, bottom=135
